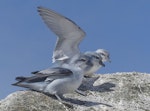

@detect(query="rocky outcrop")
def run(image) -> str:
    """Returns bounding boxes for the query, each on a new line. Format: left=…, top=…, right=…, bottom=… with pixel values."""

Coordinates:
left=0, top=72, right=150, bottom=111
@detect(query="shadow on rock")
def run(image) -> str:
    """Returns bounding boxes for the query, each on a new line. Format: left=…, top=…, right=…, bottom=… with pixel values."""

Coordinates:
left=79, top=77, right=116, bottom=92
left=63, top=97, right=112, bottom=107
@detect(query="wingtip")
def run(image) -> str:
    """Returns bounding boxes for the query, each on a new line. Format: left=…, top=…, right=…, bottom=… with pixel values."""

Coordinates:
left=31, top=71, right=39, bottom=74
left=37, top=6, right=49, bottom=11
left=37, top=6, right=44, bottom=12
left=15, top=76, right=26, bottom=81
left=11, top=82, right=28, bottom=88
left=37, top=6, right=43, bottom=9
left=11, top=83, right=17, bottom=86
left=11, top=81, right=20, bottom=86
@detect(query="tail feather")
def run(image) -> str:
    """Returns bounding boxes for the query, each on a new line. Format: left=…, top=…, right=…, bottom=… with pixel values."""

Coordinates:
left=12, top=76, right=27, bottom=86
left=11, top=82, right=20, bottom=86
left=11, top=82, right=30, bottom=88
left=12, top=81, right=23, bottom=86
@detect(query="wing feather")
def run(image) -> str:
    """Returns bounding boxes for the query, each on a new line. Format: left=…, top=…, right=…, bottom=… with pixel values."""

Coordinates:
left=13, top=67, right=73, bottom=85
left=32, top=67, right=73, bottom=76
left=38, top=7, right=86, bottom=62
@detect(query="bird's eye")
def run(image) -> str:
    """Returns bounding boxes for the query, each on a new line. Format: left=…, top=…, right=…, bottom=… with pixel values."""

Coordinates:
left=101, top=53, right=106, bottom=56
left=93, top=56, right=99, bottom=59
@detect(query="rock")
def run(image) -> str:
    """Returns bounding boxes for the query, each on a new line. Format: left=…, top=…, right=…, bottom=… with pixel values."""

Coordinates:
left=0, top=72, right=150, bottom=111
left=0, top=91, right=72, bottom=111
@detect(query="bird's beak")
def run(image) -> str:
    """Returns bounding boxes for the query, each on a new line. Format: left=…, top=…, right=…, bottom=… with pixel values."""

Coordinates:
left=99, top=61, right=105, bottom=67
left=102, top=62, right=105, bottom=67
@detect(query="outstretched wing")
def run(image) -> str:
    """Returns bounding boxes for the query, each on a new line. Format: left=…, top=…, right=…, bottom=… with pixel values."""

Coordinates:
left=38, top=7, right=86, bottom=62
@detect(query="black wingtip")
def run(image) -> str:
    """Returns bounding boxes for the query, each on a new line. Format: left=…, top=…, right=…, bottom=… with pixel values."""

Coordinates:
left=37, top=6, right=43, bottom=8
left=31, top=71, right=39, bottom=74
left=11, top=81, right=21, bottom=86
left=11, top=82, right=17, bottom=86
left=37, top=6, right=43, bottom=13
left=37, top=6, right=45, bottom=12
left=12, top=76, right=26, bottom=86
left=15, top=76, right=26, bottom=81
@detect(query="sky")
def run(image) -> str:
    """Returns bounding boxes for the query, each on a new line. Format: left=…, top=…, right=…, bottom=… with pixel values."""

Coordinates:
left=0, top=0, right=150, bottom=99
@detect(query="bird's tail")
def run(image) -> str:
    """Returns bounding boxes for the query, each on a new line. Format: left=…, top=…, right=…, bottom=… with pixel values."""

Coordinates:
left=12, top=76, right=27, bottom=87
left=11, top=76, right=47, bottom=90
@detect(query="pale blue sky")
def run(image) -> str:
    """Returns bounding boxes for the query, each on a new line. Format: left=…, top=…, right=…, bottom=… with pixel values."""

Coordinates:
left=0, top=0, right=150, bottom=99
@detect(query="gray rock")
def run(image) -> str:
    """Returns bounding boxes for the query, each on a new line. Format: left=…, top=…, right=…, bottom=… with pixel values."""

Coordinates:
left=0, top=72, right=150, bottom=111
left=0, top=91, right=72, bottom=111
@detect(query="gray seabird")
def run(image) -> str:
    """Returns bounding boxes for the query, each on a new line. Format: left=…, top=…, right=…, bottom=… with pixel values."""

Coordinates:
left=12, top=55, right=105, bottom=102
left=37, top=7, right=110, bottom=77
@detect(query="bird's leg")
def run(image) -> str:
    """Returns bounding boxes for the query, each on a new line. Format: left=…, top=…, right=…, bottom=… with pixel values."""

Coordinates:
left=75, top=89, right=87, bottom=96
left=54, top=93, right=63, bottom=102
left=54, top=93, right=73, bottom=109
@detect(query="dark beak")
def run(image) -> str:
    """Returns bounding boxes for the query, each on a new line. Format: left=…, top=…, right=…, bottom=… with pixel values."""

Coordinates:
left=99, top=61, right=105, bottom=67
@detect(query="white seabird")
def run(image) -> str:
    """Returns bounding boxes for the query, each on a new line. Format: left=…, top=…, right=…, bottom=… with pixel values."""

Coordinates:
left=37, top=6, right=110, bottom=77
